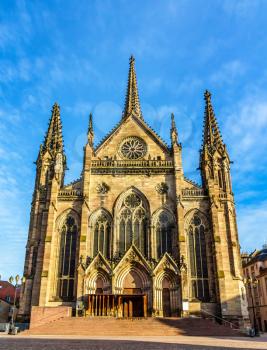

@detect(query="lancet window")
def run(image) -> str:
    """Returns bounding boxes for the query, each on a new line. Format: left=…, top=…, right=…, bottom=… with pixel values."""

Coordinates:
left=188, top=214, right=210, bottom=302
left=58, top=216, right=78, bottom=301
left=93, top=212, right=111, bottom=258
left=119, top=193, right=148, bottom=256
left=156, top=211, right=173, bottom=258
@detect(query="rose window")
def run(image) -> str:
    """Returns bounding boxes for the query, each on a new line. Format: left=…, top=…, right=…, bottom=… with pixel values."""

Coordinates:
left=120, top=137, right=147, bottom=159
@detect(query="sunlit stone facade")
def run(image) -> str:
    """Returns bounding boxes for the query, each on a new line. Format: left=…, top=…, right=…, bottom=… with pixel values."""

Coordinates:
left=19, top=57, right=249, bottom=325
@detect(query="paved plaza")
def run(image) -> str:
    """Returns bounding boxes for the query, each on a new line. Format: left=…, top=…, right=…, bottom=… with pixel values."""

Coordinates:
left=0, top=335, right=266, bottom=350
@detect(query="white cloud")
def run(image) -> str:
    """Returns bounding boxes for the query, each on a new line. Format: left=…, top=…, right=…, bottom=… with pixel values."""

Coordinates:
left=0, top=163, right=29, bottom=279
left=142, top=77, right=162, bottom=95
left=176, top=77, right=203, bottom=95
left=210, top=60, right=246, bottom=85
left=65, top=101, right=93, bottom=117
left=223, top=94, right=267, bottom=176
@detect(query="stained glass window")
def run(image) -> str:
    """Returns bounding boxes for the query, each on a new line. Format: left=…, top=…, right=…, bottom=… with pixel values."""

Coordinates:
left=156, top=211, right=173, bottom=258
left=188, top=214, right=210, bottom=302
left=120, top=137, right=147, bottom=160
left=93, top=213, right=111, bottom=258
left=119, top=193, right=148, bottom=256
left=58, top=216, right=78, bottom=301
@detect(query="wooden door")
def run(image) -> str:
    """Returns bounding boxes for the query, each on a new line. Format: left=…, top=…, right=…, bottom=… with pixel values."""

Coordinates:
left=162, top=288, right=171, bottom=317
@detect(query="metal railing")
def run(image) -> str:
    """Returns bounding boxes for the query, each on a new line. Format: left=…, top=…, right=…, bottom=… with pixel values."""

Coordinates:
left=201, top=309, right=240, bottom=330
left=29, top=309, right=70, bottom=329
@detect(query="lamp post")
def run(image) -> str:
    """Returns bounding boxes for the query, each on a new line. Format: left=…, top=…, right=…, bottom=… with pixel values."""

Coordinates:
left=244, top=277, right=260, bottom=337
left=8, top=275, right=26, bottom=331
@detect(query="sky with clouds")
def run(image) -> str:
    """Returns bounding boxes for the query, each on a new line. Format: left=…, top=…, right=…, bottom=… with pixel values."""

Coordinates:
left=0, top=0, right=267, bottom=279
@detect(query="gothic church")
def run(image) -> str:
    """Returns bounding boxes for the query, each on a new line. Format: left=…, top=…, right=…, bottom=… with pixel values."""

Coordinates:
left=19, top=57, right=248, bottom=325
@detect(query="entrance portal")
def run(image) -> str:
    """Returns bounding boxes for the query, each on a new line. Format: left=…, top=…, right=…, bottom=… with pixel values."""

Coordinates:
left=86, top=294, right=148, bottom=317
left=121, top=295, right=145, bottom=317
left=121, top=270, right=147, bottom=317
left=162, top=277, right=171, bottom=317
left=162, top=288, right=171, bottom=317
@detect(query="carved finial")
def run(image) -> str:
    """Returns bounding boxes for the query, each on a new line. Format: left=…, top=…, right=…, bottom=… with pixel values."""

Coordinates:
left=204, top=89, right=211, bottom=101
left=170, top=113, right=178, bottom=145
left=171, top=113, right=176, bottom=130
left=87, top=113, right=94, bottom=147
left=79, top=255, right=84, bottom=265
left=129, top=55, right=135, bottom=64
left=89, top=113, right=93, bottom=131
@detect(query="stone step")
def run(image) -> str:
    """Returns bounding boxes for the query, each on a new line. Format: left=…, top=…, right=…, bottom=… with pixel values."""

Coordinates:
left=24, top=317, right=242, bottom=336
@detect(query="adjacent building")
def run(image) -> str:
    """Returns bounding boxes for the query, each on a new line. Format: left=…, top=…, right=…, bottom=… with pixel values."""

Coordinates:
left=19, top=57, right=248, bottom=326
left=242, top=246, right=267, bottom=332
left=0, top=281, right=20, bottom=322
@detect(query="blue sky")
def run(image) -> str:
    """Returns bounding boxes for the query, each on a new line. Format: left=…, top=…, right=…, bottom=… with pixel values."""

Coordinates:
left=0, top=0, right=267, bottom=279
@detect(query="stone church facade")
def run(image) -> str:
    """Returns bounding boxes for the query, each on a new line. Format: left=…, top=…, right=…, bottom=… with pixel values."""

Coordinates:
left=19, top=57, right=248, bottom=324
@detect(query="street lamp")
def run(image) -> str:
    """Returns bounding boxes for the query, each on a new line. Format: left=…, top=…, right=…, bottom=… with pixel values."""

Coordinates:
left=244, top=276, right=260, bottom=337
left=8, top=275, right=26, bottom=332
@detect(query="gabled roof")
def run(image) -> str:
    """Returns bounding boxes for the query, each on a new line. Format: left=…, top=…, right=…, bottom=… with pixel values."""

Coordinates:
left=184, top=177, right=202, bottom=189
left=63, top=178, right=82, bottom=190
left=95, top=57, right=171, bottom=154
left=153, top=252, right=180, bottom=275
left=85, top=252, right=112, bottom=274
left=113, top=245, right=151, bottom=274
left=245, top=248, right=267, bottom=266
left=95, top=114, right=170, bottom=154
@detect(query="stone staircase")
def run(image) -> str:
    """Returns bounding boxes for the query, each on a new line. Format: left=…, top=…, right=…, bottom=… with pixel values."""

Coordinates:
left=24, top=317, right=243, bottom=336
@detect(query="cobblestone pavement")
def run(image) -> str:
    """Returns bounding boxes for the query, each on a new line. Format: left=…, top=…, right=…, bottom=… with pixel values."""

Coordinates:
left=0, top=335, right=267, bottom=350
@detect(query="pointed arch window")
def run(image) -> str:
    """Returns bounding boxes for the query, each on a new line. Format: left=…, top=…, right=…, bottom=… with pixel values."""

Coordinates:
left=58, top=216, right=78, bottom=301
left=156, top=211, right=173, bottom=258
left=119, top=193, right=148, bottom=256
left=93, top=212, right=111, bottom=258
left=188, top=214, right=210, bottom=302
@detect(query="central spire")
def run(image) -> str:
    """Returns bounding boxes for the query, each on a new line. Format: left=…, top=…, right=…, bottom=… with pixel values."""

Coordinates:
left=123, top=56, right=143, bottom=120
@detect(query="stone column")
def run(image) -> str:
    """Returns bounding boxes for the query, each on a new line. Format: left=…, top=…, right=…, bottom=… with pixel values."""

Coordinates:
left=143, top=295, right=148, bottom=317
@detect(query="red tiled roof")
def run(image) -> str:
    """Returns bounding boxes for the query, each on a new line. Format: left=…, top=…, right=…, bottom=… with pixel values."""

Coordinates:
left=0, top=281, right=20, bottom=304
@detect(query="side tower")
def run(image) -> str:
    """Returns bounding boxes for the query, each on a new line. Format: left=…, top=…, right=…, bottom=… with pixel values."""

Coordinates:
left=19, top=103, right=66, bottom=320
left=200, top=91, right=248, bottom=325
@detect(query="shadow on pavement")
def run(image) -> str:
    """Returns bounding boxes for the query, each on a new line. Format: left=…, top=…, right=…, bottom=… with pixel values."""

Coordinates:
left=0, top=338, right=264, bottom=350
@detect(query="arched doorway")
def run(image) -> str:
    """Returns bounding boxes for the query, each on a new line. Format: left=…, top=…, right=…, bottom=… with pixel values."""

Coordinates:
left=120, top=270, right=147, bottom=317
left=162, top=277, right=171, bottom=317
left=154, top=265, right=181, bottom=317
left=123, top=270, right=142, bottom=295
left=95, top=277, right=104, bottom=295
